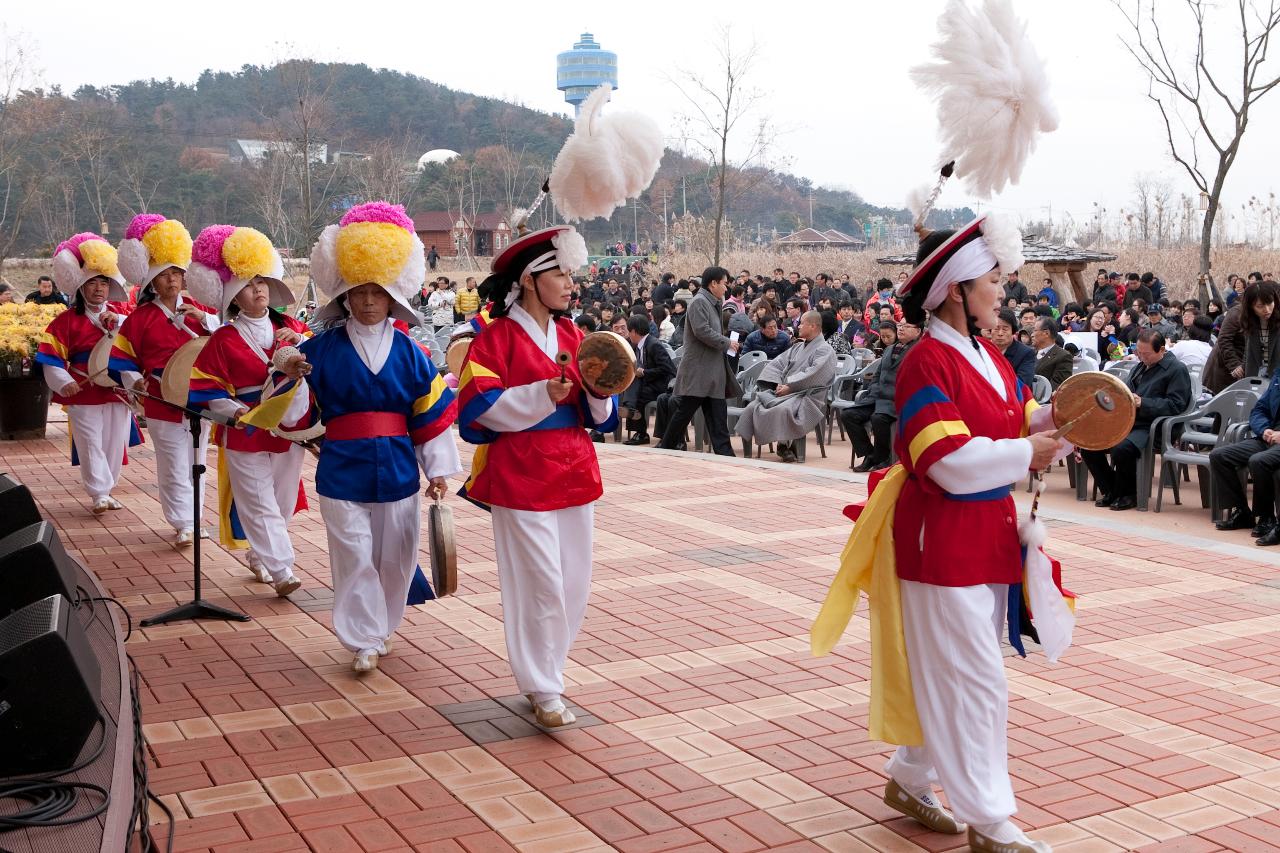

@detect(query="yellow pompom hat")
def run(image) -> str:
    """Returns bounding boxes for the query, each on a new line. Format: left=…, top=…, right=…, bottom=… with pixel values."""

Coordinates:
left=51, top=232, right=127, bottom=302
left=117, top=214, right=193, bottom=288
left=310, top=202, right=424, bottom=327
left=186, top=225, right=292, bottom=316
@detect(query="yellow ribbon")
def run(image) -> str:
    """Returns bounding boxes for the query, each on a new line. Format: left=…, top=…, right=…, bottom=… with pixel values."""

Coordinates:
left=811, top=464, right=922, bottom=746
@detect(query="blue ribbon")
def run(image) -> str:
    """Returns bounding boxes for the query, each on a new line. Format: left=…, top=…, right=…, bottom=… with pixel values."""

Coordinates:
left=944, top=484, right=1013, bottom=502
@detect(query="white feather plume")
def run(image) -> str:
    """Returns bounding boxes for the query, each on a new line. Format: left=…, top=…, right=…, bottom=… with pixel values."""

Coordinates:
left=117, top=238, right=149, bottom=286
left=552, top=228, right=589, bottom=272
left=911, top=0, right=1058, bottom=199
left=507, top=207, right=529, bottom=233
left=549, top=84, right=664, bottom=222
left=905, top=184, right=933, bottom=224
left=980, top=213, right=1025, bottom=274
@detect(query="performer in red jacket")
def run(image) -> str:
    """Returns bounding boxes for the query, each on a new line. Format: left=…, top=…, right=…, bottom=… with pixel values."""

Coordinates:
left=109, top=214, right=215, bottom=547
left=187, top=225, right=312, bottom=597
left=883, top=216, right=1065, bottom=852
left=36, top=233, right=142, bottom=514
left=458, top=225, right=616, bottom=727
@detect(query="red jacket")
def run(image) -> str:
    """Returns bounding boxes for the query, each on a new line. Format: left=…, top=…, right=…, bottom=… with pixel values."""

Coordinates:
left=457, top=315, right=610, bottom=511
left=37, top=309, right=122, bottom=406
left=108, top=300, right=212, bottom=423
left=189, top=315, right=312, bottom=453
left=892, top=335, right=1035, bottom=586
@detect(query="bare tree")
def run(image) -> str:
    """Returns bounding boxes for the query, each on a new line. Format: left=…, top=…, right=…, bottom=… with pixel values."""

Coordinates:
left=1117, top=0, right=1280, bottom=292
left=350, top=139, right=418, bottom=208
left=472, top=143, right=546, bottom=217
left=61, top=100, right=124, bottom=234
left=669, top=27, right=780, bottom=264
left=0, top=30, right=39, bottom=263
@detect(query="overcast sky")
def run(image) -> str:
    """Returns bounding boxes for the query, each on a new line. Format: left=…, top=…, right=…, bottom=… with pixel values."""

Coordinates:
left=10, top=0, right=1280, bottom=233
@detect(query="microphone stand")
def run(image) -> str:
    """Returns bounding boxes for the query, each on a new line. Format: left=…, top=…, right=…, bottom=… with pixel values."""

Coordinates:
left=137, top=392, right=251, bottom=626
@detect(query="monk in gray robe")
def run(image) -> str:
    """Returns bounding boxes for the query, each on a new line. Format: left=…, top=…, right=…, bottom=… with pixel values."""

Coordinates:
left=736, top=310, right=837, bottom=461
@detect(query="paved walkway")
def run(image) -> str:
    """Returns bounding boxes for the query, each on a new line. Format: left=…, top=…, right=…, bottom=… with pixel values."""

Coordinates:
left=6, top=420, right=1280, bottom=852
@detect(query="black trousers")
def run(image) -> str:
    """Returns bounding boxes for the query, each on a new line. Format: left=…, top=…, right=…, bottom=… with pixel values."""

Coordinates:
left=625, top=390, right=660, bottom=436
left=1209, top=437, right=1280, bottom=518
left=659, top=395, right=734, bottom=456
left=1080, top=429, right=1148, bottom=499
left=840, top=408, right=894, bottom=462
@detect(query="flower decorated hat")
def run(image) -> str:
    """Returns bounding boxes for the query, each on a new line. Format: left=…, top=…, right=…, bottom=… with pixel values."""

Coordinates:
left=310, top=201, right=424, bottom=327
left=118, top=214, right=194, bottom=288
left=52, top=232, right=127, bottom=302
left=186, top=225, right=291, bottom=316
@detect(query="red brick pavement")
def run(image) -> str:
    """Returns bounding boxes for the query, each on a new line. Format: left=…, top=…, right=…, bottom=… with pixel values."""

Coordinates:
left=5, top=418, right=1280, bottom=851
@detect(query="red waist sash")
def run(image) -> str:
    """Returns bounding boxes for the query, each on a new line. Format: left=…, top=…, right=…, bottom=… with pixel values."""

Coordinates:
left=325, top=412, right=407, bottom=441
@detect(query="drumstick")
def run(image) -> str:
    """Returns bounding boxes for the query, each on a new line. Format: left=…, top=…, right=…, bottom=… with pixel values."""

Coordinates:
left=68, top=364, right=111, bottom=384
left=556, top=351, right=571, bottom=383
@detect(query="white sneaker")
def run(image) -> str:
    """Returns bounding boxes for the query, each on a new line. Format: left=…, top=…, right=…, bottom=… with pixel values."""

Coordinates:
left=273, top=576, right=301, bottom=598
left=379, top=639, right=393, bottom=656
left=104, top=497, right=123, bottom=510
left=198, top=527, right=211, bottom=539
left=91, top=498, right=110, bottom=515
left=353, top=651, right=379, bottom=673
left=174, top=529, right=194, bottom=548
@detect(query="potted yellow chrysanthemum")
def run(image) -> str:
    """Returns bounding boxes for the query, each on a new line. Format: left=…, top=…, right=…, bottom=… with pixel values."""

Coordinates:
left=0, top=301, right=63, bottom=439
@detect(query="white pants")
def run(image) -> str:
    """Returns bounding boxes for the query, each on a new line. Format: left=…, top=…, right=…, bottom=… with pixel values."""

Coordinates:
left=147, top=417, right=210, bottom=532
left=884, top=580, right=1016, bottom=826
left=66, top=403, right=131, bottom=502
left=491, top=503, right=594, bottom=699
left=224, top=447, right=304, bottom=583
left=319, top=493, right=421, bottom=654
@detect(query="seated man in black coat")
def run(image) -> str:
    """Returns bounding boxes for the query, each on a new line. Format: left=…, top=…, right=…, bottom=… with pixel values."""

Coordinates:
left=1210, top=369, right=1280, bottom=543
left=1032, top=317, right=1073, bottom=389
left=622, top=314, right=676, bottom=445
left=1081, top=329, right=1192, bottom=511
left=840, top=320, right=918, bottom=472
left=990, top=308, right=1036, bottom=388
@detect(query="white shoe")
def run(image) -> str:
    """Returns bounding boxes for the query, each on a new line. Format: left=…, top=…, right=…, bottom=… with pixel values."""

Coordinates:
left=532, top=697, right=576, bottom=728
left=247, top=552, right=272, bottom=584
left=91, top=498, right=110, bottom=515
left=353, top=651, right=379, bottom=673
left=198, top=527, right=211, bottom=539
left=174, top=529, right=194, bottom=548
left=273, top=576, right=301, bottom=598
left=104, top=497, right=123, bottom=510
left=379, top=639, right=393, bottom=656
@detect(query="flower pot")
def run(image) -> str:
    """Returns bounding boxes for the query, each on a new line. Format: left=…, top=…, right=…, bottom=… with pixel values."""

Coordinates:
left=0, top=374, right=51, bottom=439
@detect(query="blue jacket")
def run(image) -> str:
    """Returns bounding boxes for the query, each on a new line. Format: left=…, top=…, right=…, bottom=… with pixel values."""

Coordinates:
left=743, top=328, right=791, bottom=360
left=1037, top=286, right=1059, bottom=308
left=1002, top=339, right=1036, bottom=389
left=1249, top=371, right=1280, bottom=436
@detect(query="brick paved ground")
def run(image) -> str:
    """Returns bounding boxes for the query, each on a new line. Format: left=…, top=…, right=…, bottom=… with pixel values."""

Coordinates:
left=6, top=417, right=1280, bottom=852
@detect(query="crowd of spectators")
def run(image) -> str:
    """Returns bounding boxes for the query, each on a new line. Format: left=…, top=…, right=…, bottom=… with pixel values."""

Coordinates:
left=574, top=259, right=1280, bottom=544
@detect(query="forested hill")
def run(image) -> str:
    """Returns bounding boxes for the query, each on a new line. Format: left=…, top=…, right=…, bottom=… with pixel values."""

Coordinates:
left=1, top=61, right=970, bottom=258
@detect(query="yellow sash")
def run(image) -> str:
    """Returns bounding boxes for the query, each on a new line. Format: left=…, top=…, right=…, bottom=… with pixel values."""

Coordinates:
left=810, top=464, right=922, bottom=746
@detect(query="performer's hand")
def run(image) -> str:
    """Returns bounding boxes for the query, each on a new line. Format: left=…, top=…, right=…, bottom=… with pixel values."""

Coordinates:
left=1028, top=430, right=1067, bottom=470
left=233, top=405, right=250, bottom=423
left=547, top=377, right=573, bottom=403
left=281, top=353, right=311, bottom=379
left=425, top=476, right=448, bottom=500
left=59, top=380, right=81, bottom=397
left=176, top=304, right=205, bottom=320
left=275, top=327, right=302, bottom=345
left=132, top=378, right=148, bottom=393
left=101, top=311, right=118, bottom=331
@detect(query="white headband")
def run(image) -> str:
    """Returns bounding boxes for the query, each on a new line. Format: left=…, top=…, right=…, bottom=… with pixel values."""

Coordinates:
left=505, top=249, right=563, bottom=308
left=923, top=238, right=998, bottom=311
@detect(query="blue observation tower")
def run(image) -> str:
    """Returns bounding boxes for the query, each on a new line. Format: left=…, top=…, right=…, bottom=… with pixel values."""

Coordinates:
left=556, top=32, right=618, bottom=115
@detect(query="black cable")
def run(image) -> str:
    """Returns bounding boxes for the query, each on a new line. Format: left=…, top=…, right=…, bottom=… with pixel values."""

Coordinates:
left=0, top=715, right=109, bottom=829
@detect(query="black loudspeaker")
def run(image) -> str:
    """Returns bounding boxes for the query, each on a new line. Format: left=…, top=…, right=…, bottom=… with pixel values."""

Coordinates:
left=0, top=473, right=41, bottom=538
left=0, top=594, right=101, bottom=775
left=0, top=522, right=79, bottom=619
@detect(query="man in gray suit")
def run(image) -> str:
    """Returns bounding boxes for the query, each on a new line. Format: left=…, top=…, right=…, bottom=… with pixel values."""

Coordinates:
left=660, top=266, right=740, bottom=455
